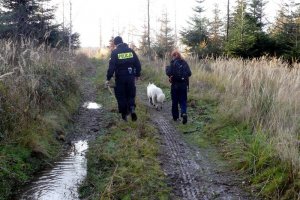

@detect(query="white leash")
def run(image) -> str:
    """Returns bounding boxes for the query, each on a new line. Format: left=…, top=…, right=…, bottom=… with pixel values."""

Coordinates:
left=105, top=83, right=114, bottom=96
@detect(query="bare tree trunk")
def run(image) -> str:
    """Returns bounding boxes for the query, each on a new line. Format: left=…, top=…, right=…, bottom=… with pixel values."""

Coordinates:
left=99, top=18, right=102, bottom=48
left=69, top=1, right=72, bottom=54
left=147, top=0, right=151, bottom=60
left=62, top=0, right=65, bottom=33
left=226, top=0, right=230, bottom=41
left=174, top=0, right=177, bottom=47
left=241, top=1, right=244, bottom=43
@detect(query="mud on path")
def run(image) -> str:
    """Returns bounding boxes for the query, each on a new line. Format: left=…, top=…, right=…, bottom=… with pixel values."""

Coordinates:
left=65, top=60, right=103, bottom=142
left=137, top=84, right=255, bottom=200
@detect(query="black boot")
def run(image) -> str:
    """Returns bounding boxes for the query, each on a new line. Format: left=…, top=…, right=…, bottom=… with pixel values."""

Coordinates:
left=121, top=113, right=127, bottom=121
left=182, top=113, right=187, bottom=124
left=130, top=106, right=137, bottom=121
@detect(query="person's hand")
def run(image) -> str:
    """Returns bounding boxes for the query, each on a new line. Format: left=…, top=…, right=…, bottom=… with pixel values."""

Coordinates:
left=105, top=80, right=110, bottom=88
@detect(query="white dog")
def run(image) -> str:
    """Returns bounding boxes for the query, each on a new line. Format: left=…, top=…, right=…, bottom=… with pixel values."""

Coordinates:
left=147, top=83, right=165, bottom=110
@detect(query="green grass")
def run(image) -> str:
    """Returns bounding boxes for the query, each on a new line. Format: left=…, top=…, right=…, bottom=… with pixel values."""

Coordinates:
left=79, top=59, right=170, bottom=200
left=80, top=107, right=169, bottom=200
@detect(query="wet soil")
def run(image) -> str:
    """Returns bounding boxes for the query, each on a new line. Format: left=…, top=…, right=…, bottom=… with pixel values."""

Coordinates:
left=65, top=64, right=103, bottom=142
left=16, top=61, right=103, bottom=200
left=138, top=83, right=256, bottom=200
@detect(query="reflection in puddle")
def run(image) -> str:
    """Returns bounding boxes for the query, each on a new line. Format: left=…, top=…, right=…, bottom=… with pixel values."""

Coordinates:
left=82, top=102, right=102, bottom=109
left=19, top=140, right=88, bottom=200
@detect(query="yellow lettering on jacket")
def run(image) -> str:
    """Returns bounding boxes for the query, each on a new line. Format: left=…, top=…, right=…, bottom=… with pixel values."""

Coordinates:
left=118, top=52, right=133, bottom=59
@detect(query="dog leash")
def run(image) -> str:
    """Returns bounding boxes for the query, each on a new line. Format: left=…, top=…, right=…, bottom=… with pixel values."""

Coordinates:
left=107, top=85, right=114, bottom=95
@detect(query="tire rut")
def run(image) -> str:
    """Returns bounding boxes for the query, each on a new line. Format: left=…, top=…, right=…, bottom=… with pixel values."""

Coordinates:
left=138, top=84, right=255, bottom=200
left=154, top=115, right=202, bottom=200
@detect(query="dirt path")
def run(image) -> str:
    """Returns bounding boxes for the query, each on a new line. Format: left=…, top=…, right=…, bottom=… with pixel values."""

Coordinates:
left=138, top=84, right=255, bottom=200
left=66, top=61, right=103, bottom=142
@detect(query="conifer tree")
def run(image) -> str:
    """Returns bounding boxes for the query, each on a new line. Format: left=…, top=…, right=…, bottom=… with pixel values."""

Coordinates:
left=0, top=0, right=56, bottom=41
left=270, top=1, right=300, bottom=61
left=249, top=0, right=267, bottom=29
left=224, top=0, right=258, bottom=57
left=0, top=0, right=80, bottom=49
left=181, top=0, right=208, bottom=57
left=153, top=10, right=175, bottom=59
left=208, top=3, right=224, bottom=56
left=139, top=23, right=150, bottom=56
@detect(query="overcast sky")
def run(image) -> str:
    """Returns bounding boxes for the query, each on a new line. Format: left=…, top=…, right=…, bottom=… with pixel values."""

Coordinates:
left=51, top=0, right=296, bottom=47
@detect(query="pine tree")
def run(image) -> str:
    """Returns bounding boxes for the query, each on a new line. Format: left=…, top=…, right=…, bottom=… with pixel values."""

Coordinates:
left=270, top=1, right=300, bottom=62
left=153, top=10, right=175, bottom=59
left=293, top=5, right=300, bottom=50
left=224, top=0, right=258, bottom=57
left=208, top=3, right=224, bottom=56
left=45, top=28, right=80, bottom=49
left=139, top=23, right=149, bottom=56
left=0, top=0, right=80, bottom=49
left=270, top=2, right=289, bottom=36
left=246, top=0, right=274, bottom=57
left=0, top=0, right=56, bottom=42
left=249, top=0, right=267, bottom=29
left=181, top=0, right=208, bottom=57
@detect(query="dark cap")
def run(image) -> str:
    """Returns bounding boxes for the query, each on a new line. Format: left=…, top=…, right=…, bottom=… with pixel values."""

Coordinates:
left=113, top=36, right=123, bottom=45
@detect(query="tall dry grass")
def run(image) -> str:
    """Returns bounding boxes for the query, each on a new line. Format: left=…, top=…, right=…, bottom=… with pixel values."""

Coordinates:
left=0, top=39, right=80, bottom=141
left=0, top=39, right=86, bottom=199
left=145, top=56, right=300, bottom=173
left=194, top=57, right=300, bottom=172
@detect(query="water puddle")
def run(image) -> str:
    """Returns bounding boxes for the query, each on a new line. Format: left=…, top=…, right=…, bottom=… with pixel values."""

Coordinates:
left=18, top=140, right=88, bottom=200
left=82, top=102, right=102, bottom=109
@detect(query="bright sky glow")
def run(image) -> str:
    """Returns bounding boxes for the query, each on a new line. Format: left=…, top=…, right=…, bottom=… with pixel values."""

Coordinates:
left=51, top=0, right=294, bottom=47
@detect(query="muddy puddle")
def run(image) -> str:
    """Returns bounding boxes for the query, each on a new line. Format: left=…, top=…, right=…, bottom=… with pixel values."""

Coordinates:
left=82, top=102, right=102, bottom=109
left=18, top=140, right=88, bottom=200
left=16, top=100, right=103, bottom=200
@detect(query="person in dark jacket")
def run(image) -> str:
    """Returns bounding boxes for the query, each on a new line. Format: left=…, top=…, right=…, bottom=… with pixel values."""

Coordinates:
left=106, top=36, right=141, bottom=121
left=166, top=50, right=192, bottom=124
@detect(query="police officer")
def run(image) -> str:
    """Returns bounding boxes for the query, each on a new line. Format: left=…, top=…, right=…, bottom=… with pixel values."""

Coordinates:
left=106, top=36, right=141, bottom=121
left=166, top=50, right=192, bottom=124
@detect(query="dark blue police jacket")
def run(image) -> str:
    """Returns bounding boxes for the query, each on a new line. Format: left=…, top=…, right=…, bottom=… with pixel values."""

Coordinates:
left=107, top=43, right=141, bottom=81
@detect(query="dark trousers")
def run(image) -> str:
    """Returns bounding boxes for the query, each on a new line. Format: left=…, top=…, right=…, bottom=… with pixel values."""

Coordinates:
left=114, top=76, right=136, bottom=115
left=171, top=83, right=188, bottom=120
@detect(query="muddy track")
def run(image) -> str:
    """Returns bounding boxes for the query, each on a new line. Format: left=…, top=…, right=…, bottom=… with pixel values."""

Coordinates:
left=66, top=62, right=103, bottom=142
left=137, top=84, right=256, bottom=200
